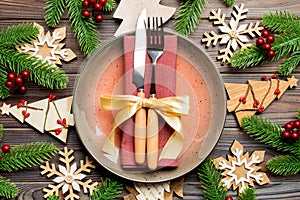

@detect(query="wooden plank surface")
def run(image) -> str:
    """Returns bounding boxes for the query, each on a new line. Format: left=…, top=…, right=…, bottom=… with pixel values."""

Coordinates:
left=1, top=0, right=300, bottom=199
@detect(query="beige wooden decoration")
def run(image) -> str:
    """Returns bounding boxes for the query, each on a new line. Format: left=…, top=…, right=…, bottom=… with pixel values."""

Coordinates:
left=17, top=23, right=76, bottom=65
left=41, top=147, right=98, bottom=200
left=214, top=140, right=270, bottom=193
left=113, top=0, right=176, bottom=36
left=123, top=177, right=184, bottom=200
left=225, top=75, right=298, bottom=126
left=202, top=4, right=263, bottom=63
left=0, top=95, right=74, bottom=143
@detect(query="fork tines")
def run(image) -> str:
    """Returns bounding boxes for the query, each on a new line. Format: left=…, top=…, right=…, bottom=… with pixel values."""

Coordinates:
left=147, top=17, right=164, bottom=49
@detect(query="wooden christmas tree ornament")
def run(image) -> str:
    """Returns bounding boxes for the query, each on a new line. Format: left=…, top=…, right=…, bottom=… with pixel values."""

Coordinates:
left=225, top=75, right=298, bottom=126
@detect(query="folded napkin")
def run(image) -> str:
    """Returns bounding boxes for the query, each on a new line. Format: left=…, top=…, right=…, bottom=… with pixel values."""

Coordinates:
left=121, top=35, right=178, bottom=170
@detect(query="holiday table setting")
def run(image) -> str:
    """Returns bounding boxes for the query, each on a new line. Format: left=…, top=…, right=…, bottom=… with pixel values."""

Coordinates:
left=1, top=0, right=300, bottom=199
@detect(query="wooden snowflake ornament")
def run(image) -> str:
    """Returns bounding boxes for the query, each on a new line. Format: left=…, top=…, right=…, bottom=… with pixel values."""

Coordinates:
left=202, top=4, right=263, bottom=63
left=17, top=23, right=76, bottom=65
left=113, top=0, right=176, bottom=36
left=214, top=140, right=270, bottom=193
left=0, top=94, right=74, bottom=143
left=41, top=147, right=98, bottom=200
left=225, top=75, right=298, bottom=126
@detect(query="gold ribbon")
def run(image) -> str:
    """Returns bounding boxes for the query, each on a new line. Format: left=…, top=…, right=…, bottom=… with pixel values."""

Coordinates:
left=100, top=94, right=190, bottom=160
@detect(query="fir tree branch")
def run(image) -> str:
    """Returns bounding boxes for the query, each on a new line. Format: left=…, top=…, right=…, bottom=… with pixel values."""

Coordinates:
left=44, top=0, right=66, bottom=27
left=267, top=155, right=300, bottom=176
left=262, top=11, right=300, bottom=33
left=90, top=178, right=123, bottom=200
left=238, top=188, right=256, bottom=200
left=279, top=50, right=300, bottom=76
left=272, top=32, right=300, bottom=60
left=0, top=65, right=10, bottom=99
left=0, top=142, right=58, bottom=172
left=102, top=0, right=116, bottom=12
left=222, top=0, right=235, bottom=6
left=0, top=48, right=68, bottom=89
left=0, top=23, right=39, bottom=48
left=66, top=0, right=100, bottom=56
left=241, top=115, right=300, bottom=157
left=47, top=195, right=60, bottom=200
left=175, top=0, right=208, bottom=36
left=0, top=175, right=18, bottom=198
left=198, top=159, right=227, bottom=200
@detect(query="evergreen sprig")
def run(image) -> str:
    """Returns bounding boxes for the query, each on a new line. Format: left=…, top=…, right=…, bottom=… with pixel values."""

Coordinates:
left=266, top=155, right=300, bottom=176
left=272, top=31, right=300, bottom=60
left=262, top=11, right=300, bottom=33
left=0, top=175, right=18, bottom=199
left=279, top=50, right=300, bottom=75
left=44, top=0, right=66, bottom=27
left=241, top=115, right=300, bottom=157
left=0, top=124, right=3, bottom=141
left=47, top=195, right=60, bottom=200
left=0, top=142, right=58, bottom=172
left=102, top=0, right=116, bottom=12
left=238, top=188, right=256, bottom=200
left=0, top=66, right=9, bottom=99
left=198, top=159, right=227, bottom=200
left=222, top=0, right=235, bottom=6
left=175, top=0, right=208, bottom=36
left=90, top=178, right=123, bottom=200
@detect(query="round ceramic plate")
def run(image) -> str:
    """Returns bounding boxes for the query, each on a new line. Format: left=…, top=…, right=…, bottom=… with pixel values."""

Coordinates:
left=73, top=30, right=226, bottom=182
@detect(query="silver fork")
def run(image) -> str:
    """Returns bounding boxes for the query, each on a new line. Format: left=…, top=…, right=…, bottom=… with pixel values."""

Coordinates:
left=146, top=16, right=164, bottom=170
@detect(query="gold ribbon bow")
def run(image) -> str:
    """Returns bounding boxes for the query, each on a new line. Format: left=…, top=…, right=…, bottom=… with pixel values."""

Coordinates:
left=100, top=94, right=190, bottom=160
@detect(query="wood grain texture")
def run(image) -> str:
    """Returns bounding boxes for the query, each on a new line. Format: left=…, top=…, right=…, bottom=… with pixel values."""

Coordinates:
left=1, top=0, right=300, bottom=199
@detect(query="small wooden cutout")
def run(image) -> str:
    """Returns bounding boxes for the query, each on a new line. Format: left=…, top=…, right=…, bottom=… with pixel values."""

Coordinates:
left=225, top=75, right=298, bottom=126
left=214, top=140, right=270, bottom=193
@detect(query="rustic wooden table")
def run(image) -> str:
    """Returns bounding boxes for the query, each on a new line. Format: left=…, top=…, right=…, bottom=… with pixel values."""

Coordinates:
left=1, top=0, right=300, bottom=199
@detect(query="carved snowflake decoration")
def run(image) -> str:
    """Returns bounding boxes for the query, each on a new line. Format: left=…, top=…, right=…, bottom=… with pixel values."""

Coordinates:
left=202, top=4, right=263, bottom=63
left=17, top=23, right=76, bottom=65
left=40, top=147, right=98, bottom=200
left=214, top=140, right=269, bottom=193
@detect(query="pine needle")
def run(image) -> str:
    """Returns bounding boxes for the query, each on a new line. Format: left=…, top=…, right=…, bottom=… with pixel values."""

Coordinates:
left=90, top=178, right=123, bottom=200
left=0, top=23, right=39, bottom=48
left=238, top=188, right=256, bottom=200
left=267, top=155, right=300, bottom=176
left=0, top=142, right=58, bottom=172
left=175, top=0, right=208, bottom=36
left=272, top=32, right=300, bottom=60
left=222, top=0, right=235, bottom=6
left=47, top=195, right=60, bottom=200
left=262, top=11, right=300, bottom=33
left=198, top=159, right=227, bottom=200
left=279, top=50, right=300, bottom=76
left=66, top=0, right=100, bottom=56
left=0, top=175, right=18, bottom=198
left=102, top=0, right=116, bottom=12
left=0, top=65, right=10, bottom=99
left=241, top=115, right=300, bottom=157
left=44, top=0, right=66, bottom=27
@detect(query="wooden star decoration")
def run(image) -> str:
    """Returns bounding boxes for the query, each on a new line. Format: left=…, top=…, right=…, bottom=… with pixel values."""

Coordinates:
left=113, top=0, right=176, bottom=36
left=0, top=103, right=11, bottom=116
left=17, top=23, right=76, bottom=65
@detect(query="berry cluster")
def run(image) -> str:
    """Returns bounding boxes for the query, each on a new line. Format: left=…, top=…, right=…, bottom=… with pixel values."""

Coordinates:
left=82, top=0, right=107, bottom=22
left=5, top=70, right=30, bottom=94
left=282, top=120, right=300, bottom=141
left=261, top=74, right=281, bottom=95
left=256, top=29, right=275, bottom=59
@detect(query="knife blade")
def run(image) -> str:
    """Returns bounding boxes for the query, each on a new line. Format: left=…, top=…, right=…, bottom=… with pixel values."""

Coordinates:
left=133, top=9, right=147, bottom=165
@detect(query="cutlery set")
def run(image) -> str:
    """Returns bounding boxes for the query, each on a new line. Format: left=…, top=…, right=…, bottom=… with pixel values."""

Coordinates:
left=133, top=9, right=165, bottom=170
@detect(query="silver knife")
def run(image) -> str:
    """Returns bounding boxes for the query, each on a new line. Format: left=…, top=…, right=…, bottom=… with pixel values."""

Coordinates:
left=133, top=9, right=147, bottom=165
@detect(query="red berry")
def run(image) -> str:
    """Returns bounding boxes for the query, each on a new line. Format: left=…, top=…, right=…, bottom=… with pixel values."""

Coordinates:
left=94, top=3, right=102, bottom=11
left=225, top=196, right=233, bottom=200
left=82, top=10, right=91, bottom=18
left=5, top=81, right=14, bottom=88
left=285, top=122, right=294, bottom=131
left=261, top=75, right=268, bottom=81
left=258, top=106, right=264, bottom=113
left=19, top=85, right=27, bottom=94
left=89, top=0, right=97, bottom=4
left=274, top=88, right=281, bottom=95
left=255, top=99, right=260, bottom=105
left=282, top=130, right=291, bottom=139
left=55, top=128, right=62, bottom=135
left=7, top=72, right=16, bottom=81
left=267, top=49, right=275, bottom=59
left=82, top=0, right=89, bottom=8
left=256, top=37, right=264, bottom=46
left=262, top=43, right=271, bottom=51
left=95, top=14, right=103, bottom=22
left=2, top=144, right=10, bottom=153
left=291, top=132, right=299, bottom=140
left=261, top=29, right=269, bottom=38
left=294, top=120, right=300, bottom=128
left=270, top=74, right=277, bottom=79
left=99, top=0, right=107, bottom=5
left=21, top=70, right=30, bottom=79
left=266, top=35, right=275, bottom=43
left=15, top=77, right=23, bottom=85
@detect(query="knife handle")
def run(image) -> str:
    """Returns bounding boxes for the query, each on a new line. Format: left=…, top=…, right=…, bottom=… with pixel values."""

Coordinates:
left=147, top=107, right=159, bottom=170
left=134, top=89, right=147, bottom=165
